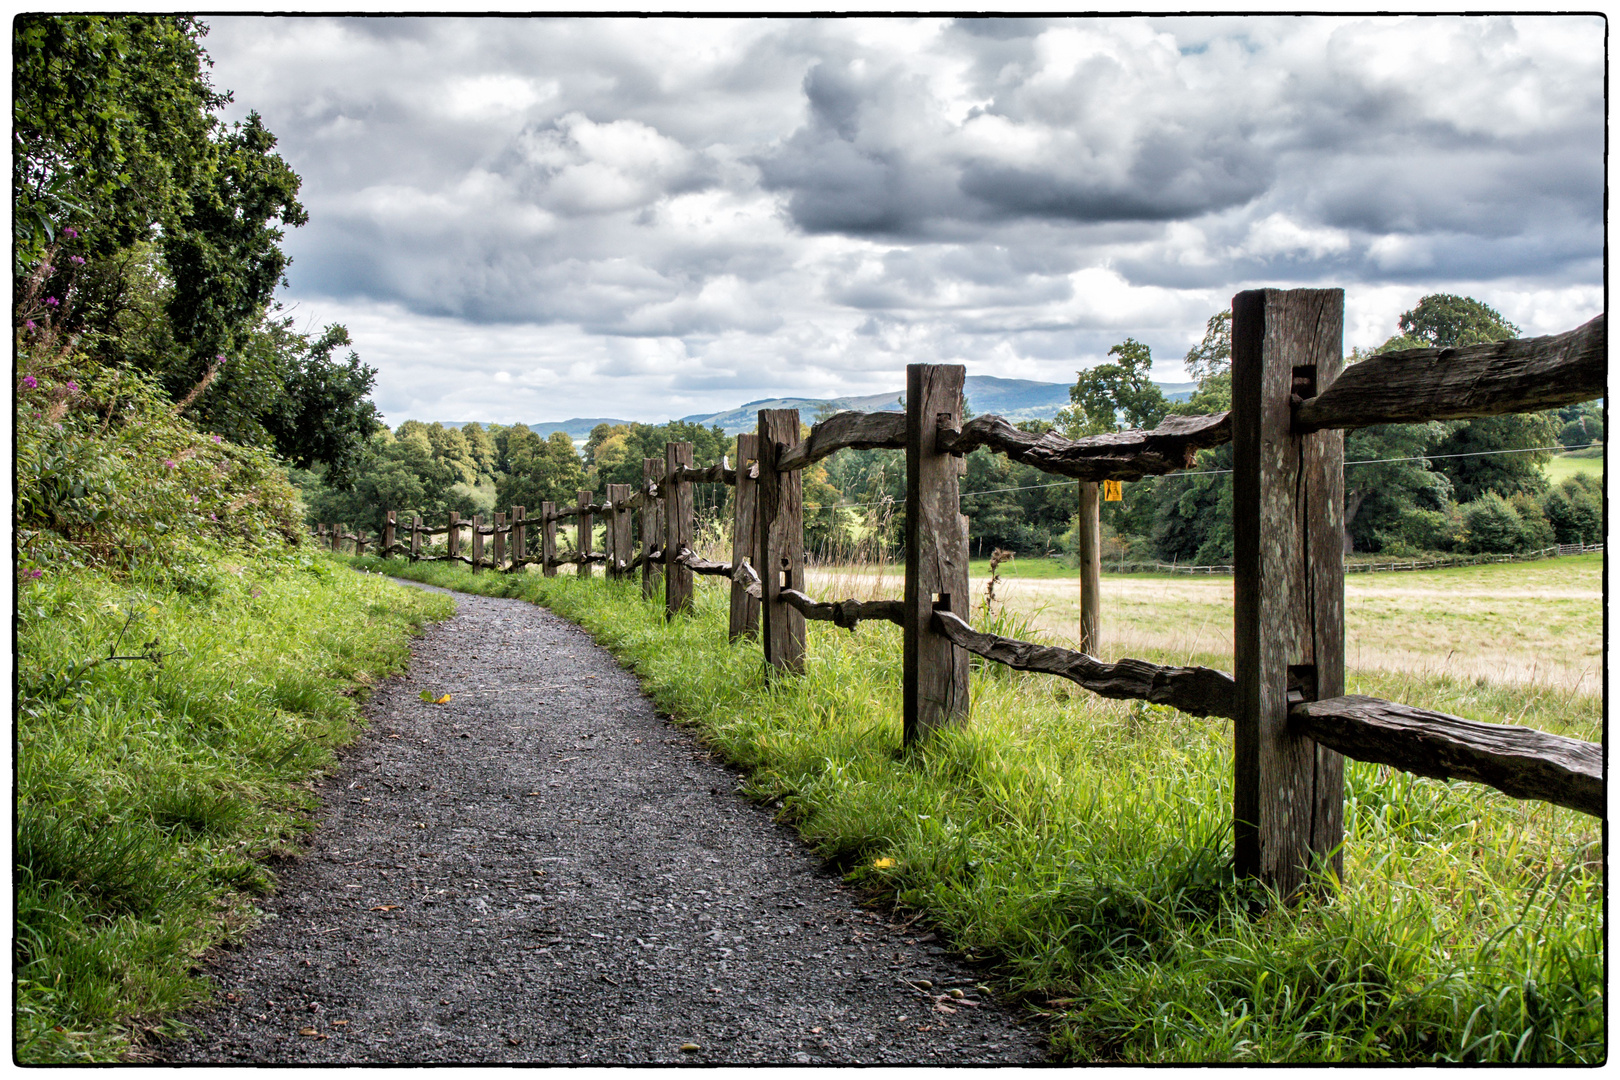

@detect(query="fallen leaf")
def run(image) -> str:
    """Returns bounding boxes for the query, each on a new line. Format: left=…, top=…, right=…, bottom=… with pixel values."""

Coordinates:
left=933, top=1002, right=957, bottom=1014
left=298, top=1028, right=320, bottom=1037
left=370, top=905, right=401, bottom=911
left=871, top=857, right=896, bottom=870
left=435, top=694, right=452, bottom=704
left=525, top=791, right=542, bottom=797
left=330, top=1020, right=349, bottom=1027
left=679, top=1043, right=701, bottom=1052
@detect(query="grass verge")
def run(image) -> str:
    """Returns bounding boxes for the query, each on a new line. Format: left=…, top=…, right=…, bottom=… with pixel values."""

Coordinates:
left=14, top=550, right=453, bottom=1063
left=354, top=557, right=1603, bottom=1064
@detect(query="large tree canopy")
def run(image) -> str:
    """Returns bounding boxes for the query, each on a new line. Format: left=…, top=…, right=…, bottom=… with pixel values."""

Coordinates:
left=13, top=14, right=378, bottom=485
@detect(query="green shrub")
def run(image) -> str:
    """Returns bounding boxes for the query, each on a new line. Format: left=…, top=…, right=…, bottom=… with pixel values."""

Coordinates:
left=1541, top=477, right=1603, bottom=545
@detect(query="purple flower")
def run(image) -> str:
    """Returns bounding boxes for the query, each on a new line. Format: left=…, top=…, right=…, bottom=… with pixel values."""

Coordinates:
left=212, top=434, right=222, bottom=443
left=25, top=569, right=42, bottom=579
left=164, top=460, right=176, bottom=469
left=24, top=320, right=36, bottom=331
left=63, top=227, right=79, bottom=238
left=21, top=375, right=37, bottom=389
left=209, top=513, right=217, bottom=521
left=44, top=296, right=59, bottom=307
left=70, top=256, right=84, bottom=266
left=64, top=381, right=77, bottom=393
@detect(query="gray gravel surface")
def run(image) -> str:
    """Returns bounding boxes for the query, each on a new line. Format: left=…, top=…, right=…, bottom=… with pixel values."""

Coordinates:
left=161, top=579, right=1048, bottom=1064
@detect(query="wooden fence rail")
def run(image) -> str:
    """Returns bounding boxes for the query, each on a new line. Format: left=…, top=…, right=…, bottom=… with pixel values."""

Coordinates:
left=342, top=289, right=1601, bottom=899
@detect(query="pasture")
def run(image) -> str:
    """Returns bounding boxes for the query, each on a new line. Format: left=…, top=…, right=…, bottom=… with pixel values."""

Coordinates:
left=1544, top=450, right=1604, bottom=485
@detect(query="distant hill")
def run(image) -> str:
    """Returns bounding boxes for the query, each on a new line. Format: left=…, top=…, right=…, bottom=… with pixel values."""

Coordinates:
left=435, top=376, right=1201, bottom=440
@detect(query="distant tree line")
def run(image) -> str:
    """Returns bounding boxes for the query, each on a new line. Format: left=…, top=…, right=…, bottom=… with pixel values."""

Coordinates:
left=304, top=294, right=1602, bottom=563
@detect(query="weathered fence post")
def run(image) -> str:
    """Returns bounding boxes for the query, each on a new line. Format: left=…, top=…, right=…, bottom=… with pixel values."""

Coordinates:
left=664, top=442, right=695, bottom=617
left=729, top=432, right=761, bottom=641
left=411, top=515, right=422, bottom=560
left=493, top=511, right=506, bottom=570
left=355, top=528, right=368, bottom=558
left=541, top=502, right=557, bottom=577
left=608, top=484, right=633, bottom=581
left=447, top=511, right=460, bottom=561
left=904, top=364, right=970, bottom=744
left=471, top=514, right=485, bottom=572
left=331, top=524, right=342, bottom=554
left=1077, top=482, right=1101, bottom=654
left=383, top=510, right=396, bottom=560
left=1231, top=287, right=1346, bottom=898
left=511, top=505, right=526, bottom=565
left=757, top=410, right=806, bottom=673
left=577, top=490, right=594, bottom=578
left=642, top=458, right=663, bottom=599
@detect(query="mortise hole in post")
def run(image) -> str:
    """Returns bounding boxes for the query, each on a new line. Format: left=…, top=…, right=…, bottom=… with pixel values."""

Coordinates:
left=781, top=571, right=790, bottom=589
left=933, top=593, right=950, bottom=611
left=1292, top=365, right=1318, bottom=399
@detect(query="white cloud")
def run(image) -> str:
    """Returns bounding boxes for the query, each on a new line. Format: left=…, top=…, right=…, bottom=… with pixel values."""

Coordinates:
left=200, top=15, right=1602, bottom=426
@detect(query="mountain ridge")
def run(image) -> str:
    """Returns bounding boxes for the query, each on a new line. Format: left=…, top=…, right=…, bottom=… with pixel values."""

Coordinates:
left=438, top=375, right=1198, bottom=439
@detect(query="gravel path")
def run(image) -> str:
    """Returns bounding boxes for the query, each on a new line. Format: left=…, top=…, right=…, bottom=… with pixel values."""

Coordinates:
left=161, top=580, right=1047, bottom=1064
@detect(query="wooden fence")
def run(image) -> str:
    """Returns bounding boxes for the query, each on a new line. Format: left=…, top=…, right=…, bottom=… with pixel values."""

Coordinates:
left=328, top=291, right=1604, bottom=899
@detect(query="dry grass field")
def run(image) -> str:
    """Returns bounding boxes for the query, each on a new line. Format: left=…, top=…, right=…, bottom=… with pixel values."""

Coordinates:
left=806, top=552, right=1604, bottom=699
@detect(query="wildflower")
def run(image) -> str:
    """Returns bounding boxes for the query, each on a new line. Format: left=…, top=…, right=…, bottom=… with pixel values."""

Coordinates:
left=212, top=434, right=223, bottom=443
left=22, top=375, right=37, bottom=389
left=70, top=256, right=85, bottom=266
left=64, top=381, right=78, bottom=393
left=209, top=513, right=217, bottom=521
left=164, top=460, right=176, bottom=469
left=44, top=296, right=59, bottom=307
left=24, top=320, right=36, bottom=331
left=26, top=569, right=43, bottom=579
left=63, top=227, right=78, bottom=238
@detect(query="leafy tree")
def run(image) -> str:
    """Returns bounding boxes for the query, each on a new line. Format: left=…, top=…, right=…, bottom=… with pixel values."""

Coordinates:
left=1061, top=337, right=1169, bottom=437
left=1541, top=474, right=1603, bottom=545
left=1393, top=293, right=1520, bottom=349
left=1377, top=295, right=1553, bottom=509
left=14, top=14, right=378, bottom=483
left=496, top=430, right=587, bottom=511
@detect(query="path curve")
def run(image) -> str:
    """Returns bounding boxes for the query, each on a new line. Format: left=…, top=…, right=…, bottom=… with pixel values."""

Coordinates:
left=161, top=580, right=1047, bottom=1064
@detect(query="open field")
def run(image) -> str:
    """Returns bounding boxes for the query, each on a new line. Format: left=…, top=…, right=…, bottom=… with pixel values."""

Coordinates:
left=807, top=552, right=1604, bottom=698
left=1544, top=451, right=1604, bottom=484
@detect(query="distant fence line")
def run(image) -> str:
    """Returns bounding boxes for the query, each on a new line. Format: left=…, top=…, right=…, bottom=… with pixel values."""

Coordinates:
left=318, top=292, right=1603, bottom=901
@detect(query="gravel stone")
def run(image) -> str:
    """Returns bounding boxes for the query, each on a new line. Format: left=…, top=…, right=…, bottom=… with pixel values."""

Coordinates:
left=160, top=580, right=1048, bottom=1064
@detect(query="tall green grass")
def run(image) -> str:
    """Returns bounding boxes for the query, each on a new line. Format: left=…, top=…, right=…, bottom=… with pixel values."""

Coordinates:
left=14, top=551, right=453, bottom=1062
left=355, top=558, right=1603, bottom=1063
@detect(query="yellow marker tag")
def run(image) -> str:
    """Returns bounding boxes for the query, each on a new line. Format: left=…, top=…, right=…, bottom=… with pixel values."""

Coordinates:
left=1103, top=479, right=1123, bottom=501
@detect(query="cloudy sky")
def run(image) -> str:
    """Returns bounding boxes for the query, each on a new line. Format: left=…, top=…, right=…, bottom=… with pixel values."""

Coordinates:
left=201, top=15, right=1605, bottom=427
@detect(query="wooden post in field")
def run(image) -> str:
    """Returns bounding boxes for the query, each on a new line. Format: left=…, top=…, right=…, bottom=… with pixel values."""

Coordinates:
left=383, top=510, right=396, bottom=559
left=471, top=514, right=485, bottom=572
left=493, top=511, right=507, bottom=570
left=642, top=458, right=663, bottom=599
left=664, top=442, right=695, bottom=617
left=577, top=490, right=594, bottom=578
left=355, top=528, right=367, bottom=557
left=331, top=524, right=343, bottom=554
left=411, top=515, right=422, bottom=559
left=730, top=433, right=761, bottom=641
left=541, top=502, right=557, bottom=577
left=757, top=410, right=805, bottom=672
left=1231, top=287, right=1346, bottom=898
left=511, top=505, right=526, bottom=564
left=1077, top=482, right=1101, bottom=654
left=607, top=484, right=633, bottom=580
left=904, top=364, right=970, bottom=744
left=447, top=511, right=460, bottom=561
